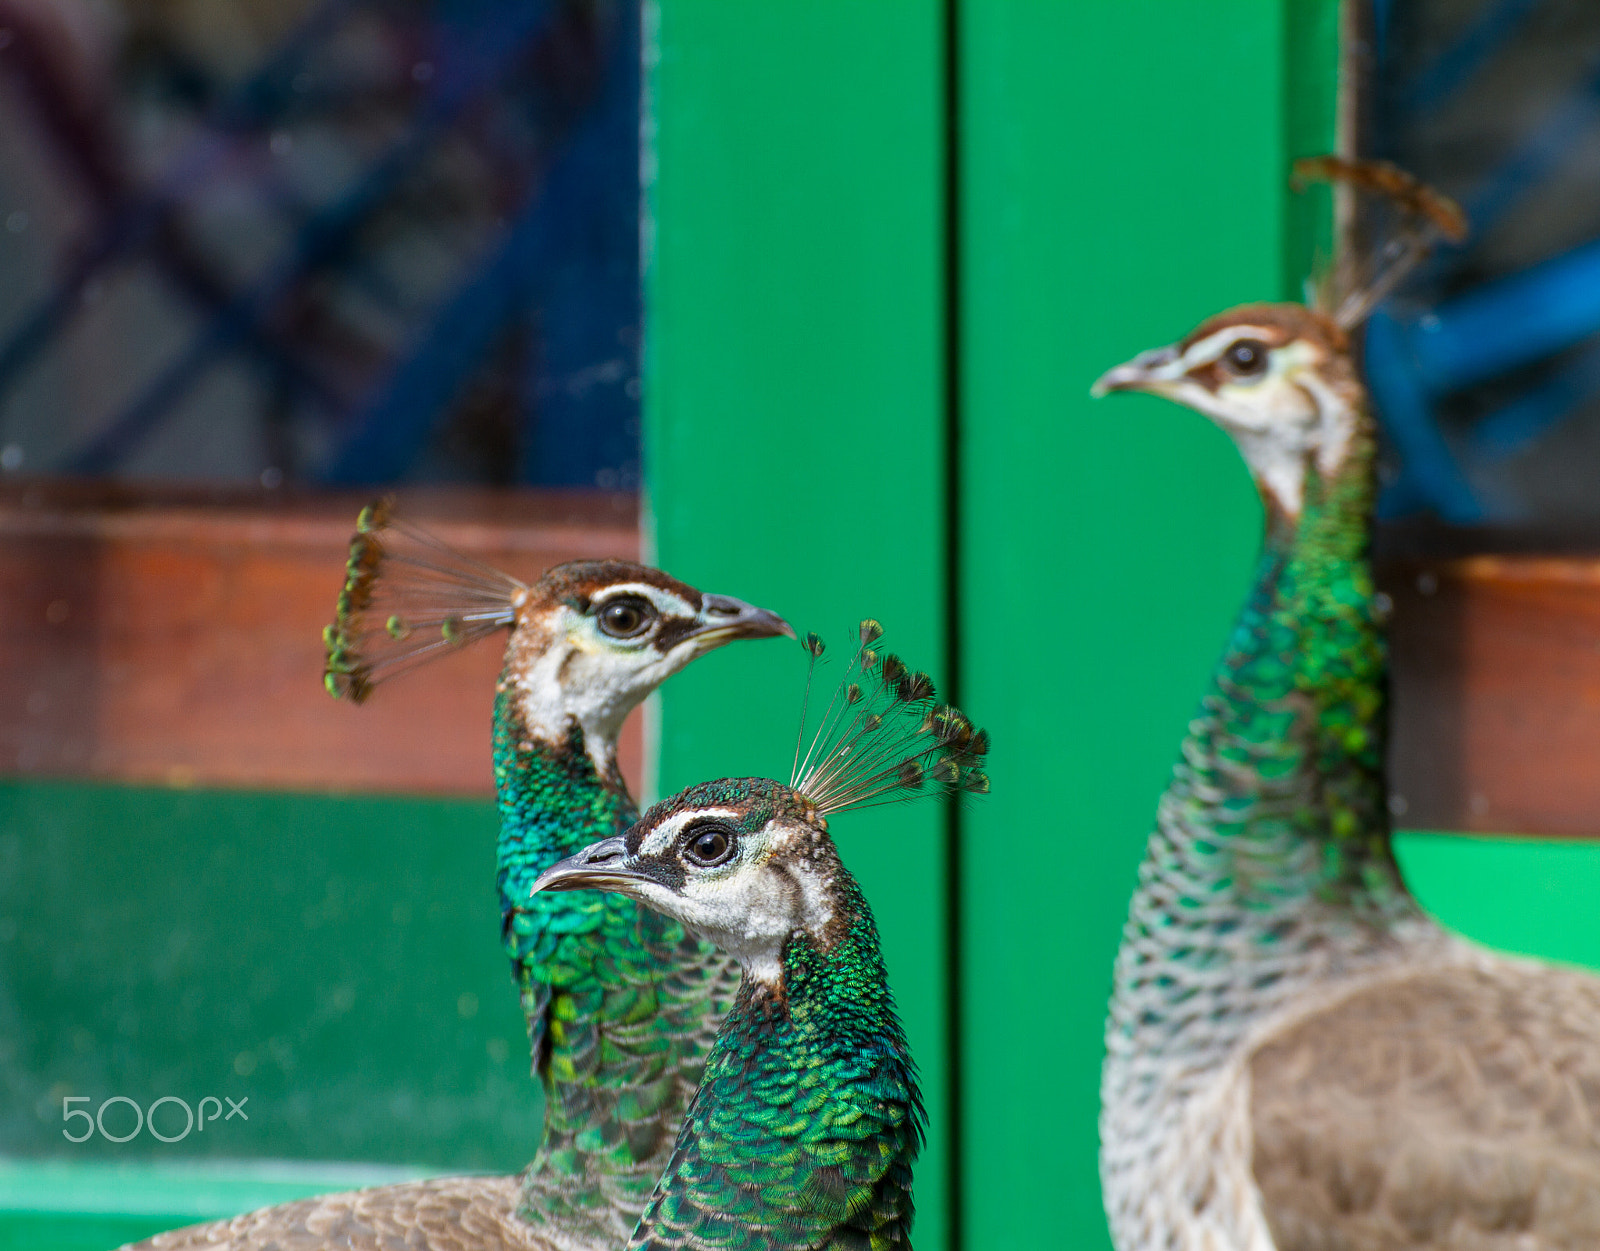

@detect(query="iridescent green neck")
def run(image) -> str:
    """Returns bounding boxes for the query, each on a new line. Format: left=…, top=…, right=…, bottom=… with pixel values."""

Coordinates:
left=1166, top=420, right=1410, bottom=918
left=493, top=677, right=739, bottom=1244
left=631, top=874, right=923, bottom=1251
left=493, top=679, right=634, bottom=922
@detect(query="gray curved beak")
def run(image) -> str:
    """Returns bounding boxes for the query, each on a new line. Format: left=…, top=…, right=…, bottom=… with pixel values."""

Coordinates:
left=529, top=836, right=642, bottom=896
left=1090, top=343, right=1181, bottom=397
left=689, top=594, right=796, bottom=645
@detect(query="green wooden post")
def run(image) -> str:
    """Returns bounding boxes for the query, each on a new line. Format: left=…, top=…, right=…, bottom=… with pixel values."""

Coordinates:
left=643, top=3, right=952, bottom=1247
left=955, top=4, right=1338, bottom=1248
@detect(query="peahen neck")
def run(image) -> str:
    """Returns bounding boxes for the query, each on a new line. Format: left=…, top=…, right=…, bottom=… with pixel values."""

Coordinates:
left=1108, top=413, right=1434, bottom=1078
left=493, top=677, right=738, bottom=1243
left=494, top=678, right=635, bottom=914
left=631, top=872, right=923, bottom=1251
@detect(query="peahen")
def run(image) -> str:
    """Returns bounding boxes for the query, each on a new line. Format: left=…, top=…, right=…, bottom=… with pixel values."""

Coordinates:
left=124, top=501, right=792, bottom=1250
left=1093, top=157, right=1600, bottom=1251
left=531, top=622, right=989, bottom=1251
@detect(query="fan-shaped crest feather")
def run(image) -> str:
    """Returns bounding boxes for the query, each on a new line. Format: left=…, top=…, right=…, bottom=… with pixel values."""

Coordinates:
left=790, top=619, right=989, bottom=816
left=1292, top=155, right=1469, bottom=330
left=322, top=498, right=526, bottom=702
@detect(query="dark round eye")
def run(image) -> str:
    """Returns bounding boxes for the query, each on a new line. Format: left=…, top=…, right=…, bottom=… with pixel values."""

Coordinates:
left=683, top=822, right=736, bottom=868
left=596, top=596, right=655, bottom=639
left=1221, top=338, right=1269, bottom=378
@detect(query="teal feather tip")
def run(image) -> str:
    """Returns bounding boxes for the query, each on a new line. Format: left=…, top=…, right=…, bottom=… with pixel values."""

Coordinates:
left=320, top=496, right=524, bottom=703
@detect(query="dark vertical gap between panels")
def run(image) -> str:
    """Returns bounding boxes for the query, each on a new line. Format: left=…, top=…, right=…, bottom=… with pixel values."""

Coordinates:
left=939, top=0, right=965, bottom=1249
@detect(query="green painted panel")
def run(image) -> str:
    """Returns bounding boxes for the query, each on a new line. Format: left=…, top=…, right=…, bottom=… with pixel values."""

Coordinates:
left=956, top=4, right=1337, bottom=1249
left=0, top=780, right=537, bottom=1174
left=1396, top=833, right=1600, bottom=971
left=644, top=3, right=949, bottom=1246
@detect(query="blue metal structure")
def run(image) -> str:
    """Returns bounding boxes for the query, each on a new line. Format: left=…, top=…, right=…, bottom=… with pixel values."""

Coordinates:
left=1369, top=0, right=1600, bottom=523
left=0, top=0, right=641, bottom=490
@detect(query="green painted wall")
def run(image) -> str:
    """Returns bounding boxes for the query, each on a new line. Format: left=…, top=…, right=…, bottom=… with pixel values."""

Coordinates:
left=0, top=780, right=530, bottom=1245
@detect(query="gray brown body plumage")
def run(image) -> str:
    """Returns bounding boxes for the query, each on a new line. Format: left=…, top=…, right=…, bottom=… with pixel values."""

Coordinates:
left=128, top=1177, right=538, bottom=1251
left=1252, top=951, right=1600, bottom=1250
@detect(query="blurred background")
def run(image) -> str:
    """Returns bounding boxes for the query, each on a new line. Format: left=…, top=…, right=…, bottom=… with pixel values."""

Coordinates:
left=4, top=2, right=1600, bottom=1250
left=0, top=0, right=640, bottom=490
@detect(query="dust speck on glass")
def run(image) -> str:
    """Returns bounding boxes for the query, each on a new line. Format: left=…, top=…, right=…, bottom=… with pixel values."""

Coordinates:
left=0, top=0, right=641, bottom=491
left=1367, top=0, right=1600, bottom=530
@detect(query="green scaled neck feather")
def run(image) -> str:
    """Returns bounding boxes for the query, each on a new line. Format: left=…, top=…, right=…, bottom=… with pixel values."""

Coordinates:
left=1174, top=420, right=1408, bottom=923
left=633, top=850, right=922, bottom=1251
left=495, top=685, right=738, bottom=1241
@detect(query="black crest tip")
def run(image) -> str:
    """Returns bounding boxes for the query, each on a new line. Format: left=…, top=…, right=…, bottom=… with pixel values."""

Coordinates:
left=790, top=617, right=993, bottom=816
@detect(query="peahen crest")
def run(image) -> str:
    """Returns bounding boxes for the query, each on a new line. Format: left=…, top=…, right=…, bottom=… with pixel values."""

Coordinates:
left=790, top=619, right=989, bottom=816
left=1293, top=155, right=1468, bottom=331
left=323, top=498, right=526, bottom=702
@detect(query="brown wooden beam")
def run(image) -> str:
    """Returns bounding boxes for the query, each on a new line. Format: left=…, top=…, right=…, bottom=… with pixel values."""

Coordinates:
left=4, top=482, right=1597, bottom=835
left=1385, top=554, right=1600, bottom=837
left=0, top=482, right=640, bottom=796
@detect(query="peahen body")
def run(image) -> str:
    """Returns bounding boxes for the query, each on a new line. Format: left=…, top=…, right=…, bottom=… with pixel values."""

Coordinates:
left=126, top=505, right=791, bottom=1250
left=532, top=624, right=988, bottom=1251
left=1093, top=160, right=1600, bottom=1251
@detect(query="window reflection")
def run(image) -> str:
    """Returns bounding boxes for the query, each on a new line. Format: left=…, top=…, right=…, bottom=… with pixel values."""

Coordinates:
left=0, top=0, right=641, bottom=490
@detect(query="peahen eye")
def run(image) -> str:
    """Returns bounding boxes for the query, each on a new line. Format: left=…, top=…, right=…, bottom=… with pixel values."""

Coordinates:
left=596, top=597, right=655, bottom=639
left=1221, top=339, right=1269, bottom=378
left=683, top=823, right=735, bottom=868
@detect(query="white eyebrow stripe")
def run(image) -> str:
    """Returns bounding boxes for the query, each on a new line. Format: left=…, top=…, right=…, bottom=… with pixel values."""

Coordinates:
left=592, top=582, right=699, bottom=618
left=1180, top=325, right=1280, bottom=371
left=638, top=806, right=742, bottom=856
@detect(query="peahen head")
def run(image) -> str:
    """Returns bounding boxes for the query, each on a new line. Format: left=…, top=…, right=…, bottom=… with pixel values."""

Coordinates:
left=530, top=621, right=989, bottom=989
left=531, top=778, right=846, bottom=987
left=1091, top=156, right=1467, bottom=525
left=1092, top=304, right=1361, bottom=522
left=324, top=500, right=793, bottom=743
left=503, top=560, right=793, bottom=744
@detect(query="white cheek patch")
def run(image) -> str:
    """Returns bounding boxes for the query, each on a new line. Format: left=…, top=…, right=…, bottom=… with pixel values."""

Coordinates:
left=655, top=819, right=840, bottom=987
left=637, top=807, right=742, bottom=857
left=505, top=591, right=702, bottom=767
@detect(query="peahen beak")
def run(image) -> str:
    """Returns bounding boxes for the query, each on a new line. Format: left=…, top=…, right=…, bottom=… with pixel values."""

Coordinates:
left=529, top=836, right=645, bottom=897
left=1090, top=343, right=1183, bottom=398
left=687, top=594, right=795, bottom=647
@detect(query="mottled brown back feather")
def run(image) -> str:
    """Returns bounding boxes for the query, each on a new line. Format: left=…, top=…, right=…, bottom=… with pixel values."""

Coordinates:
left=120, top=1176, right=548, bottom=1251
left=1252, top=958, right=1600, bottom=1250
